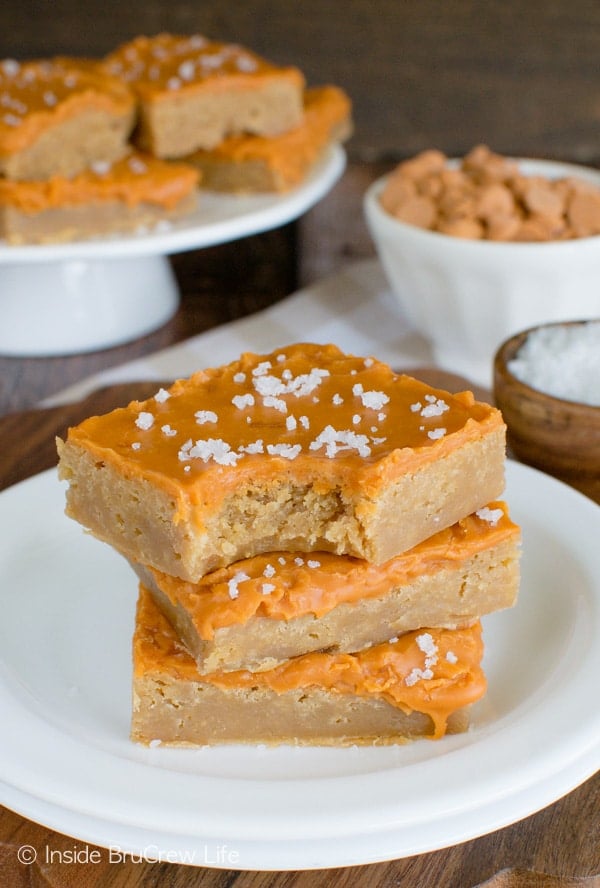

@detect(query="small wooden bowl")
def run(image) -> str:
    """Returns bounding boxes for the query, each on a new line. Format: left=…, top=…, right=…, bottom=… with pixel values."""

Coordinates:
left=493, top=322, right=600, bottom=504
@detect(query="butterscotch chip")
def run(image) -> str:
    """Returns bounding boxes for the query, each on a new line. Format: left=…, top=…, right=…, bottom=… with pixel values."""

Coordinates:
left=0, top=150, right=199, bottom=244
left=415, top=171, right=444, bottom=199
left=390, top=193, right=437, bottom=228
left=395, top=148, right=446, bottom=182
left=379, top=174, right=417, bottom=215
left=131, top=586, right=487, bottom=745
left=565, top=187, right=600, bottom=237
left=436, top=216, right=484, bottom=239
left=57, top=343, right=506, bottom=582
left=437, top=184, right=477, bottom=219
left=379, top=144, right=600, bottom=242
left=486, top=213, right=522, bottom=241
left=475, top=182, right=516, bottom=221
left=463, top=144, right=519, bottom=183
left=102, top=33, right=305, bottom=157
left=513, top=213, right=567, bottom=242
left=0, top=57, right=135, bottom=180
left=134, top=502, right=520, bottom=673
left=518, top=177, right=566, bottom=217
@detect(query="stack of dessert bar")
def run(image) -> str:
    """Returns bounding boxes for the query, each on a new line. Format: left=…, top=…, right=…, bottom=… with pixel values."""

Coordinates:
left=0, top=33, right=352, bottom=244
left=101, top=33, right=352, bottom=194
left=0, top=55, right=200, bottom=244
left=57, top=343, right=520, bottom=746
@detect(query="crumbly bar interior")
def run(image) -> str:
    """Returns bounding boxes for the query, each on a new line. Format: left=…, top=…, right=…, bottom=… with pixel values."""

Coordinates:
left=58, top=425, right=506, bottom=582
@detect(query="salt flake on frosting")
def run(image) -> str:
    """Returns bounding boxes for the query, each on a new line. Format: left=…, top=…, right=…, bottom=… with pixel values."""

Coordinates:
left=476, top=506, right=504, bottom=526
left=310, top=426, right=372, bottom=458
left=427, top=427, right=446, bottom=440
left=135, top=411, right=154, bottom=430
left=266, top=443, right=302, bottom=460
left=194, top=410, right=218, bottom=425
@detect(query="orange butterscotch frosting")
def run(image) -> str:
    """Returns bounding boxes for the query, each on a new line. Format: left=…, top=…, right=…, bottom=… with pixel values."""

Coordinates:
left=0, top=57, right=134, bottom=155
left=134, top=586, right=486, bottom=738
left=63, top=343, right=505, bottom=521
left=102, top=33, right=305, bottom=103
left=0, top=150, right=199, bottom=212
left=149, top=501, right=519, bottom=639
left=188, top=85, right=351, bottom=173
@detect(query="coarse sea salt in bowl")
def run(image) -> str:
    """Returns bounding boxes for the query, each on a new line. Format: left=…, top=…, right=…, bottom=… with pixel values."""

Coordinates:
left=363, top=146, right=600, bottom=386
left=493, top=320, right=600, bottom=503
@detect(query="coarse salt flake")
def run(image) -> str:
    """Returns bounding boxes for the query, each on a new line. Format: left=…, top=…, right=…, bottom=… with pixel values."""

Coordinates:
left=161, top=424, right=177, bottom=437
left=427, top=427, right=446, bottom=440
left=476, top=506, right=504, bottom=526
left=232, top=393, right=255, bottom=410
left=227, top=570, right=250, bottom=599
left=309, top=425, right=371, bottom=458
left=186, top=438, right=240, bottom=466
left=239, top=439, right=264, bottom=454
left=261, top=583, right=276, bottom=595
left=135, top=411, right=154, bottom=430
left=420, top=398, right=449, bottom=418
left=417, top=632, right=438, bottom=662
left=405, top=667, right=434, bottom=687
left=195, top=410, right=218, bottom=425
left=360, top=390, right=390, bottom=410
left=263, top=395, right=287, bottom=413
left=154, top=387, right=171, bottom=403
left=266, top=443, right=302, bottom=460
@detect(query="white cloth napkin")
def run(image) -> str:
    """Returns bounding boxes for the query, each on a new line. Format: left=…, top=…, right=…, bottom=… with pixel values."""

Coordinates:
left=44, top=259, right=436, bottom=406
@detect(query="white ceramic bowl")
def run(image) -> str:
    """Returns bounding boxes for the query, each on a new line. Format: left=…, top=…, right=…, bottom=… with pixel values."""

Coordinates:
left=364, top=158, right=600, bottom=384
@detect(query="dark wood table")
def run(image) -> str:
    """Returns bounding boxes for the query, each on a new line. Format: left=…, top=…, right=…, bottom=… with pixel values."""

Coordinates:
left=0, top=164, right=598, bottom=888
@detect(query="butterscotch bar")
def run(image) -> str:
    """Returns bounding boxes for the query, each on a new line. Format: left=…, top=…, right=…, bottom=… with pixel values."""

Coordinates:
left=0, top=150, right=199, bottom=244
left=0, top=57, right=135, bottom=180
left=102, top=34, right=305, bottom=157
left=187, top=85, right=352, bottom=193
left=57, top=343, right=506, bottom=582
left=134, top=502, right=519, bottom=672
left=131, top=586, right=487, bottom=746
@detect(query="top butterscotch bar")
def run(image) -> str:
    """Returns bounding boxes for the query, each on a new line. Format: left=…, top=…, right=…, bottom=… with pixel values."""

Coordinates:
left=0, top=57, right=135, bottom=180
left=102, top=33, right=305, bottom=157
left=57, top=343, right=506, bottom=582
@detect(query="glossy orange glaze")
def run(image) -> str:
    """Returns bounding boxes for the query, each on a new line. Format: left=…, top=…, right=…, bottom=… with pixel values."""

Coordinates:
left=0, top=151, right=199, bottom=212
left=102, top=33, right=305, bottom=102
left=64, top=343, right=505, bottom=524
left=150, top=501, right=518, bottom=638
left=189, top=85, right=351, bottom=176
left=134, top=586, right=486, bottom=738
left=0, top=57, right=134, bottom=154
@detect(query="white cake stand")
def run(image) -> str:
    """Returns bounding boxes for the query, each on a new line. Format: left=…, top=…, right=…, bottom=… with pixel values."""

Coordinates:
left=0, top=145, right=345, bottom=357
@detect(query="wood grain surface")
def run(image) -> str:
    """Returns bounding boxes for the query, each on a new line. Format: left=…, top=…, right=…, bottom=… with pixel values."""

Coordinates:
left=0, top=376, right=598, bottom=888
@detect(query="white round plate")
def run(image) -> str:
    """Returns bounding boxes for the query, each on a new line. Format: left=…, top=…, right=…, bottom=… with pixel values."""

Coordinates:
left=0, top=145, right=345, bottom=264
left=0, top=460, right=598, bottom=870
left=0, top=145, right=345, bottom=356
